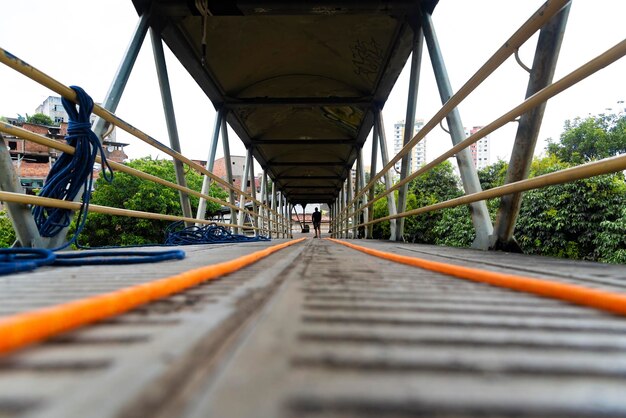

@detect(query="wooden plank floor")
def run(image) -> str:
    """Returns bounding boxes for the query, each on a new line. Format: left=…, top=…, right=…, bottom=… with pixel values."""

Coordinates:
left=1, top=237, right=626, bottom=418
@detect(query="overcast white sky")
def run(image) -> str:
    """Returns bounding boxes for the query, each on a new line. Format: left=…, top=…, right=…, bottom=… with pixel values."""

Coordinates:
left=1, top=1, right=625, bottom=169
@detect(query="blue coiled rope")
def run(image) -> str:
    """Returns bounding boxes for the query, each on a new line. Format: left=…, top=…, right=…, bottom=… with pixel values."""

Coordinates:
left=33, top=86, right=113, bottom=245
left=0, top=86, right=185, bottom=276
left=165, top=222, right=270, bottom=245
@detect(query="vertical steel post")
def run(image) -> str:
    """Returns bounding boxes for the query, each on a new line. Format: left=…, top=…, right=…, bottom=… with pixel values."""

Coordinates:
left=376, top=112, right=397, bottom=240
left=339, top=185, right=345, bottom=238
left=196, top=109, right=224, bottom=223
left=0, top=134, right=46, bottom=247
left=260, top=170, right=267, bottom=236
left=353, top=157, right=361, bottom=238
left=278, top=193, right=284, bottom=238
left=249, top=156, right=259, bottom=236
left=493, top=4, right=571, bottom=251
left=92, top=14, right=150, bottom=139
left=346, top=172, right=354, bottom=238
left=357, top=147, right=368, bottom=239
left=220, top=116, right=237, bottom=230
left=396, top=28, right=424, bottom=241
left=237, top=148, right=252, bottom=234
left=420, top=10, right=493, bottom=249
left=367, top=124, right=379, bottom=239
left=151, top=28, right=193, bottom=224
left=270, top=182, right=277, bottom=238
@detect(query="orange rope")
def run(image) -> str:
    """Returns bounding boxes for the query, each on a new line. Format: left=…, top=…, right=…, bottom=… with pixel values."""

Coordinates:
left=328, top=239, right=626, bottom=316
left=0, top=238, right=305, bottom=355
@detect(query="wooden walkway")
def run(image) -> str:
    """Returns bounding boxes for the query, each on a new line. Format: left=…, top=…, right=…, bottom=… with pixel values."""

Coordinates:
left=1, top=237, right=626, bottom=418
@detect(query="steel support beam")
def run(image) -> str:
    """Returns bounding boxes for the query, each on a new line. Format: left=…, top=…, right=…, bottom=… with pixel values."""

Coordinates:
left=492, top=3, right=571, bottom=252
left=346, top=168, right=354, bottom=238
left=0, top=134, right=46, bottom=247
left=251, top=139, right=353, bottom=145
left=196, top=109, right=225, bottom=224
left=376, top=111, right=397, bottom=240
left=396, top=28, right=424, bottom=241
left=237, top=148, right=252, bottom=234
left=92, top=13, right=150, bottom=139
left=421, top=11, right=493, bottom=249
left=220, top=116, right=237, bottom=230
left=225, top=97, right=372, bottom=108
left=367, top=124, right=379, bottom=239
left=356, top=148, right=368, bottom=239
left=249, top=153, right=259, bottom=236
left=151, top=28, right=193, bottom=224
left=260, top=171, right=267, bottom=236
left=270, top=182, right=276, bottom=238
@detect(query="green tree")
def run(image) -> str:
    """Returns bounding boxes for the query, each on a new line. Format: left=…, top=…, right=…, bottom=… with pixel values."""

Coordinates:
left=429, top=160, right=506, bottom=247
left=76, top=157, right=228, bottom=246
left=546, top=113, right=626, bottom=164
left=514, top=157, right=626, bottom=260
left=26, top=113, right=55, bottom=126
left=404, top=160, right=462, bottom=243
left=0, top=210, right=16, bottom=248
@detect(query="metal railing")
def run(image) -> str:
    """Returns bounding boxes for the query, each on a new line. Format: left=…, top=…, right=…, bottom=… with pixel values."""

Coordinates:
left=331, top=1, right=626, bottom=247
left=0, top=49, right=293, bottom=247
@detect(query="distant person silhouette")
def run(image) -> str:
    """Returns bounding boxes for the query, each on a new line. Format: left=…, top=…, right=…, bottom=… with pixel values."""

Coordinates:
left=312, top=207, right=322, bottom=238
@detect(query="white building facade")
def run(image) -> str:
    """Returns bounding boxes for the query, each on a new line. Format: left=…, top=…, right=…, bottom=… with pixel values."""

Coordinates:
left=393, top=119, right=426, bottom=174
left=469, top=126, right=490, bottom=170
left=35, top=96, right=116, bottom=141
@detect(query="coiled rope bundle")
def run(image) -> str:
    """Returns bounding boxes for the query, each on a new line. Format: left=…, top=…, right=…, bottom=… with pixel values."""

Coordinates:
left=0, top=86, right=185, bottom=276
left=165, top=222, right=270, bottom=245
left=32, top=86, right=113, bottom=244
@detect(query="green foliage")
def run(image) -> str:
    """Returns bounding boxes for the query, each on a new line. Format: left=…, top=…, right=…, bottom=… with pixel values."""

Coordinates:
left=595, top=206, right=626, bottom=264
left=371, top=191, right=393, bottom=239
left=26, top=113, right=55, bottom=126
left=547, top=113, right=626, bottom=164
left=76, top=157, right=228, bottom=246
left=0, top=210, right=16, bottom=248
left=515, top=159, right=626, bottom=260
left=404, top=161, right=462, bottom=243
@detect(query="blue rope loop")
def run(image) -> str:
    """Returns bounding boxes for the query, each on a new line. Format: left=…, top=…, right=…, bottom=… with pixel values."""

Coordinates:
left=0, top=85, right=188, bottom=277
left=0, top=248, right=56, bottom=275
left=53, top=249, right=185, bottom=266
left=32, top=85, right=113, bottom=247
left=165, top=221, right=270, bottom=245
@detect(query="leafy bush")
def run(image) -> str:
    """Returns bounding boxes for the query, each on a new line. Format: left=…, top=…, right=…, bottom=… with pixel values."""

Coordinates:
left=76, top=157, right=228, bottom=246
left=0, top=210, right=16, bottom=248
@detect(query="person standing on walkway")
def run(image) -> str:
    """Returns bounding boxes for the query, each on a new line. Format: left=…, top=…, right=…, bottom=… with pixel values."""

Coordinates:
left=312, top=207, right=322, bottom=238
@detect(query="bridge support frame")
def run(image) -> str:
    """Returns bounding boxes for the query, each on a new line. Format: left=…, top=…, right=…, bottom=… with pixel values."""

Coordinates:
left=92, top=13, right=150, bottom=140
left=220, top=116, right=237, bottom=230
left=356, top=147, right=368, bottom=239
left=367, top=123, right=379, bottom=239
left=237, top=148, right=252, bottom=234
left=420, top=10, right=493, bottom=249
left=375, top=111, right=397, bottom=241
left=0, top=134, right=47, bottom=247
left=270, top=182, right=277, bottom=238
left=492, top=3, right=571, bottom=252
left=196, top=109, right=225, bottom=225
left=151, top=28, right=193, bottom=225
left=396, top=28, right=424, bottom=241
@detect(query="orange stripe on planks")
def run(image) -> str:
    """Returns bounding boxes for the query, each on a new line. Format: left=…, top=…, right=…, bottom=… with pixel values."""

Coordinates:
left=0, top=238, right=306, bottom=355
left=328, top=238, right=626, bottom=316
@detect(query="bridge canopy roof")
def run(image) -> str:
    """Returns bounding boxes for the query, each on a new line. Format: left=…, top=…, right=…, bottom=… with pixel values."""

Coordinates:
left=132, top=0, right=438, bottom=204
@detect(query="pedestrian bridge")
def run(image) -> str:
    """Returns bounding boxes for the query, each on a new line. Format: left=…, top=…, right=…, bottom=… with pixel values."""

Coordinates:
left=1, top=0, right=626, bottom=416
